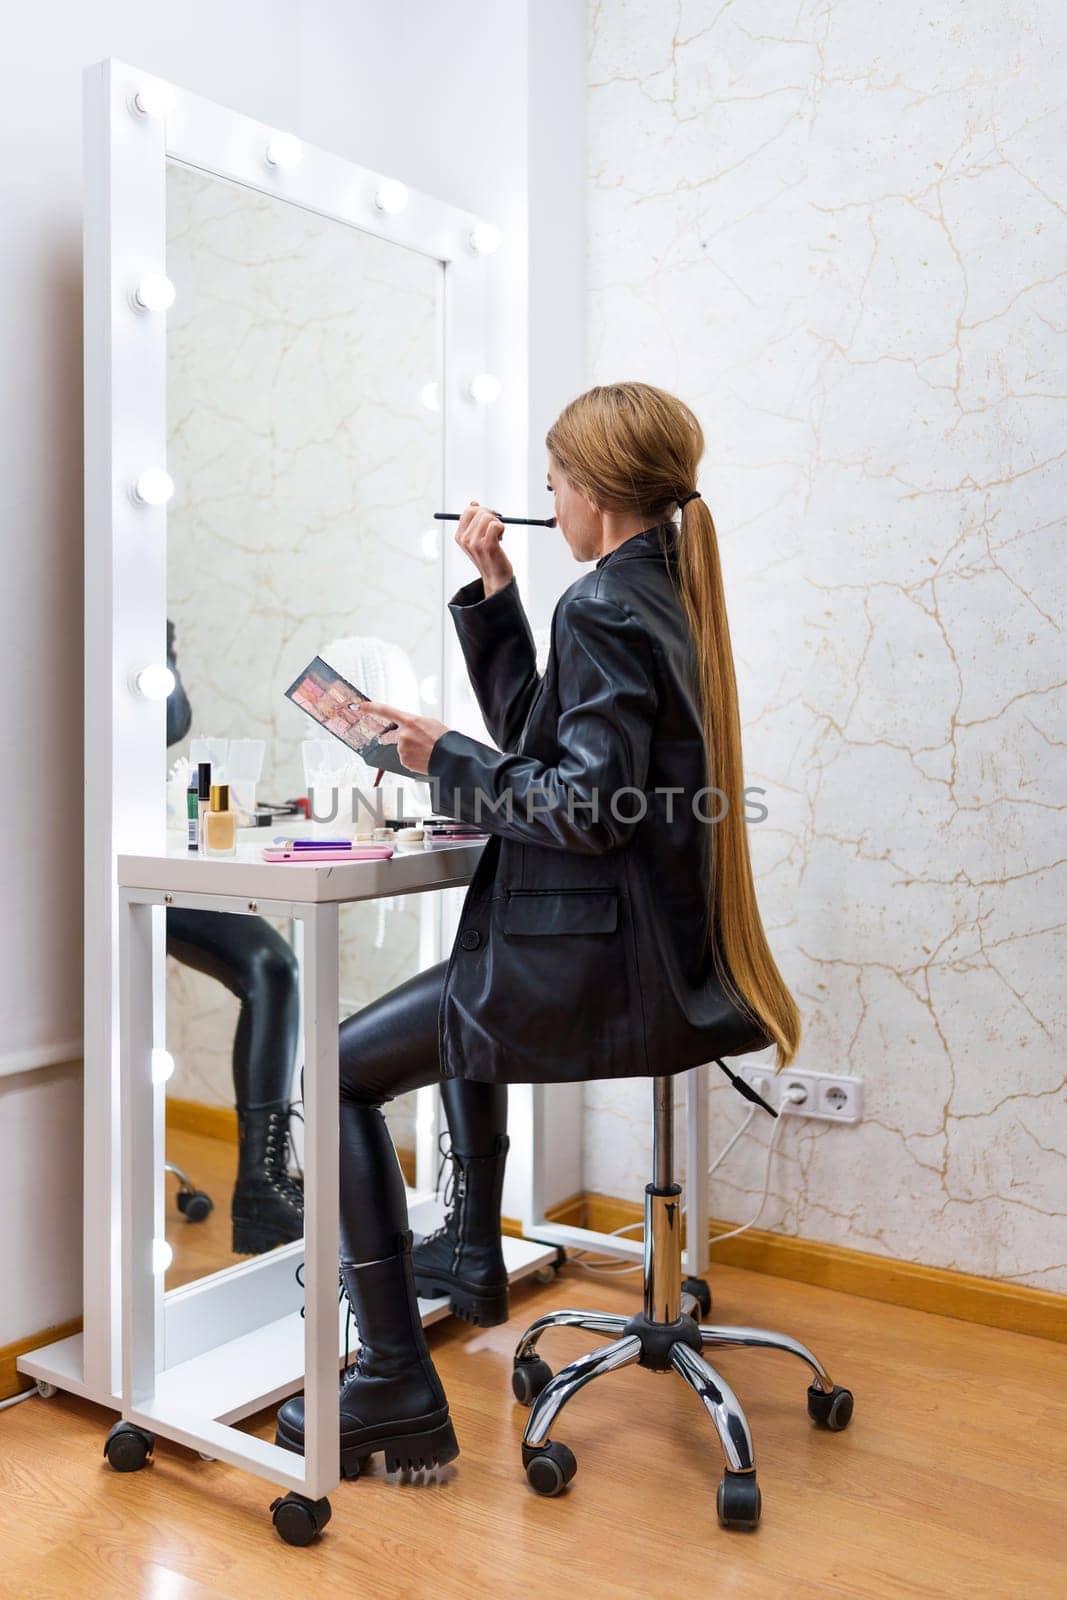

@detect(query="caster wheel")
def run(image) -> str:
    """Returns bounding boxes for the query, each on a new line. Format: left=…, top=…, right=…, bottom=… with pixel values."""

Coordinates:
left=717, top=1471, right=761, bottom=1529
left=36, top=1382, right=57, bottom=1399
left=807, top=1383, right=854, bottom=1431
left=512, top=1356, right=553, bottom=1405
left=270, top=1492, right=332, bottom=1546
left=198, top=1452, right=216, bottom=1462
left=533, top=1265, right=556, bottom=1285
left=177, top=1189, right=213, bottom=1223
left=103, top=1420, right=155, bottom=1472
left=523, top=1440, right=577, bottom=1497
left=682, top=1275, right=712, bottom=1317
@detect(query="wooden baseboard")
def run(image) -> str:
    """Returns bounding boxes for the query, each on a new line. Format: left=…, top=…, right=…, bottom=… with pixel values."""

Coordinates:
left=1, top=1320, right=82, bottom=1402
left=574, top=1191, right=1066, bottom=1344
left=166, top=1098, right=237, bottom=1143
left=163, top=1104, right=1064, bottom=1343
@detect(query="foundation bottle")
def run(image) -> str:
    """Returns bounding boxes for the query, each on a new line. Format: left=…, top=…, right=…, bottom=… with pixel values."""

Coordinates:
left=204, top=783, right=237, bottom=858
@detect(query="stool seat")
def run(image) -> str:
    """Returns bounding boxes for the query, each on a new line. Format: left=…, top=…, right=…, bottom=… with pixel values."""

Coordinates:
left=511, top=1075, right=854, bottom=1529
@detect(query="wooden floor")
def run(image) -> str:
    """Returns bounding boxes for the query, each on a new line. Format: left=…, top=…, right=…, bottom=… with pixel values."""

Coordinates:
left=3, top=1143, right=1066, bottom=1598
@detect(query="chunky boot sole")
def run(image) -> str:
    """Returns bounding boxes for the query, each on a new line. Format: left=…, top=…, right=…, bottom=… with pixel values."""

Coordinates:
left=275, top=1410, right=459, bottom=1480
left=232, top=1219, right=303, bottom=1255
left=413, top=1272, right=510, bottom=1328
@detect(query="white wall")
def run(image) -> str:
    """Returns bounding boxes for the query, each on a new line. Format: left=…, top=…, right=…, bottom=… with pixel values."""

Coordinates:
left=581, top=0, right=1067, bottom=1291
left=0, top=0, right=587, bottom=1345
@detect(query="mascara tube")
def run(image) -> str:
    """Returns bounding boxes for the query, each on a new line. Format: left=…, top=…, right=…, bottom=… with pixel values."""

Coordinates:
left=197, top=762, right=212, bottom=853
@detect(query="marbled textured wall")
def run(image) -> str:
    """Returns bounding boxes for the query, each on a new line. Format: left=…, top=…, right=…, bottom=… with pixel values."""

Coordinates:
left=583, top=1, right=1066, bottom=1289
left=164, top=164, right=445, bottom=1139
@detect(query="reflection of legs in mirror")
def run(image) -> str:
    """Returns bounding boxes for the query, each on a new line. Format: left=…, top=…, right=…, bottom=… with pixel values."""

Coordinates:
left=276, top=960, right=462, bottom=1474
left=165, top=908, right=304, bottom=1254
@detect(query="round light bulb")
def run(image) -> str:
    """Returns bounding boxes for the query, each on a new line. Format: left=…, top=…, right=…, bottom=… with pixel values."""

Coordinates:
left=133, top=664, right=176, bottom=702
left=265, top=133, right=302, bottom=170
left=468, top=372, right=502, bottom=405
left=131, top=468, right=175, bottom=507
left=420, top=527, right=440, bottom=561
left=375, top=179, right=409, bottom=215
left=469, top=222, right=502, bottom=256
left=131, top=274, right=176, bottom=313
left=151, top=1047, right=175, bottom=1085
left=131, top=80, right=175, bottom=120
left=421, top=381, right=439, bottom=413
left=152, top=1238, right=173, bottom=1275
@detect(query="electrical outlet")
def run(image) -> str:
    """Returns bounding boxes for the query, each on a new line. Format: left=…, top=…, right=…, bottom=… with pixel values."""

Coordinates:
left=734, top=1066, right=863, bottom=1125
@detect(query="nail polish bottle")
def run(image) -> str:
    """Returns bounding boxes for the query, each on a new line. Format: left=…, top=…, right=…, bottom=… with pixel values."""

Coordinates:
left=205, top=783, right=237, bottom=857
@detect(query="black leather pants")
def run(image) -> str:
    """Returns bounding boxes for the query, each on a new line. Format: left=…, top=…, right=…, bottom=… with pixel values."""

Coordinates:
left=338, top=959, right=508, bottom=1262
left=165, top=908, right=300, bottom=1106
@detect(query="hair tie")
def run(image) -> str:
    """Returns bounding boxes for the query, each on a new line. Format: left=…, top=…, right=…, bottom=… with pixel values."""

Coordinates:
left=678, top=489, right=702, bottom=508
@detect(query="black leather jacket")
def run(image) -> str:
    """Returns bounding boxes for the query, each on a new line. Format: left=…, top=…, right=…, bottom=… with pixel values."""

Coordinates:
left=376, top=521, right=772, bottom=1085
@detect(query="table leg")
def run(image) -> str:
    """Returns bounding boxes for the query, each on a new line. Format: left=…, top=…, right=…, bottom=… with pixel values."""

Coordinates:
left=685, top=1065, right=710, bottom=1278
left=299, top=902, right=341, bottom=1501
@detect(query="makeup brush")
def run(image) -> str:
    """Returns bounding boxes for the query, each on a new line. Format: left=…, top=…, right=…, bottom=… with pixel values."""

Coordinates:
left=434, top=511, right=557, bottom=527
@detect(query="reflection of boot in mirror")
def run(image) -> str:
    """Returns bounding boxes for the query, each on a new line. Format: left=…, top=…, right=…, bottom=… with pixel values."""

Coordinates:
left=412, top=1134, right=511, bottom=1326
left=231, top=1099, right=305, bottom=1254
left=275, top=1229, right=459, bottom=1478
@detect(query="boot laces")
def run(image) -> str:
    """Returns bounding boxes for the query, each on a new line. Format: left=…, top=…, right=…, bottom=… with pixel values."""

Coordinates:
left=296, top=1261, right=360, bottom=1384
left=264, top=1106, right=304, bottom=1204
left=419, top=1132, right=462, bottom=1248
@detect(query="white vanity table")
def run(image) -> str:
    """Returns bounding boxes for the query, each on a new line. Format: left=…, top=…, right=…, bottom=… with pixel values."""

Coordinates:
left=116, top=834, right=555, bottom=1534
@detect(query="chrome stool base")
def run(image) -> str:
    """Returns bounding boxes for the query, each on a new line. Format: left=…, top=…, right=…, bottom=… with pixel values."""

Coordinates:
left=512, top=1079, right=854, bottom=1529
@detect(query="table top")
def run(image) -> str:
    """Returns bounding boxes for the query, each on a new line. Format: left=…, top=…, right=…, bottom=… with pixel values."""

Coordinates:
left=117, top=830, right=485, bottom=904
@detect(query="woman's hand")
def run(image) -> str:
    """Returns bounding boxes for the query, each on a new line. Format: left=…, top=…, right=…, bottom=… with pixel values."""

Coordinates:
left=363, top=702, right=451, bottom=775
left=456, top=501, right=514, bottom=597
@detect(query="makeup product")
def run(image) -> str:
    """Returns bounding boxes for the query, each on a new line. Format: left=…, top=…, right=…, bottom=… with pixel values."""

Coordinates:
left=197, top=762, right=212, bottom=851
left=261, top=844, right=393, bottom=863
left=393, top=826, right=425, bottom=848
left=186, top=773, right=199, bottom=853
left=204, top=783, right=237, bottom=857
left=434, top=511, right=557, bottom=527
left=284, top=656, right=397, bottom=756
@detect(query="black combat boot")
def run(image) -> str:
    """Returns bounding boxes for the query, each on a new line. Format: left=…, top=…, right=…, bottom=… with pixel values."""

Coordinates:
left=412, top=1133, right=510, bottom=1326
left=275, top=1230, right=459, bottom=1479
left=231, top=1099, right=305, bottom=1254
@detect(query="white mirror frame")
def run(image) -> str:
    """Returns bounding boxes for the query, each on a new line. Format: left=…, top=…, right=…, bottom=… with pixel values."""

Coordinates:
left=81, top=58, right=512, bottom=1399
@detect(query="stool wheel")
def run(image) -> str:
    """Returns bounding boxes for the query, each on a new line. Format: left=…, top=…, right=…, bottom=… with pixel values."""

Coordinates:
left=807, top=1383, right=854, bottom=1430
left=103, top=1420, right=154, bottom=1472
left=525, top=1440, right=577, bottom=1497
left=682, top=1275, right=712, bottom=1317
left=512, top=1356, right=553, bottom=1405
left=177, top=1188, right=213, bottom=1222
left=717, top=1471, right=761, bottom=1529
left=270, top=1492, right=332, bottom=1546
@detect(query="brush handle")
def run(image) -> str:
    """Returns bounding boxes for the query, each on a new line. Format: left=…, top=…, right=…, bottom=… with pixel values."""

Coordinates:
left=434, top=511, right=556, bottom=527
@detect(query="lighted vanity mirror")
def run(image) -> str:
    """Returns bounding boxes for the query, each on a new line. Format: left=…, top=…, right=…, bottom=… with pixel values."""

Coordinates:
left=161, top=161, right=444, bottom=1285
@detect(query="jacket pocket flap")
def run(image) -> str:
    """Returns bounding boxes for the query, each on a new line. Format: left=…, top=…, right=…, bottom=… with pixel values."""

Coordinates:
left=504, top=890, right=619, bottom=936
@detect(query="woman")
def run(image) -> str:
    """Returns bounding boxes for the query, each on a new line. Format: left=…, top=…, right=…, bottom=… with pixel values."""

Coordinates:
left=275, top=381, right=801, bottom=1480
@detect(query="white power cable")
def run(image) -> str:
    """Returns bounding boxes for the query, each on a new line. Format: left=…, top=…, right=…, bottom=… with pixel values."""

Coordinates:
left=571, top=1096, right=780, bottom=1277
left=0, top=1387, right=39, bottom=1413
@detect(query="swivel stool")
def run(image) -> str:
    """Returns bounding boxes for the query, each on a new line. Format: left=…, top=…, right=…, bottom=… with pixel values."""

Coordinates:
left=512, top=1076, right=854, bottom=1529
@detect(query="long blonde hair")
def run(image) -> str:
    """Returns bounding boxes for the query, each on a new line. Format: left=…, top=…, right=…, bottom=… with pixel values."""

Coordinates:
left=546, top=382, right=801, bottom=1069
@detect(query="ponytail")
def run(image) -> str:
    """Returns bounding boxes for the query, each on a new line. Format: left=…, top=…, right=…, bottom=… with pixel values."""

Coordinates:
left=676, top=494, right=801, bottom=1068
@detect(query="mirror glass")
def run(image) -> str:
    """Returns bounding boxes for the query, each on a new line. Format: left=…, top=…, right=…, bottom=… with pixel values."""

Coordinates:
left=160, top=161, right=444, bottom=1285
